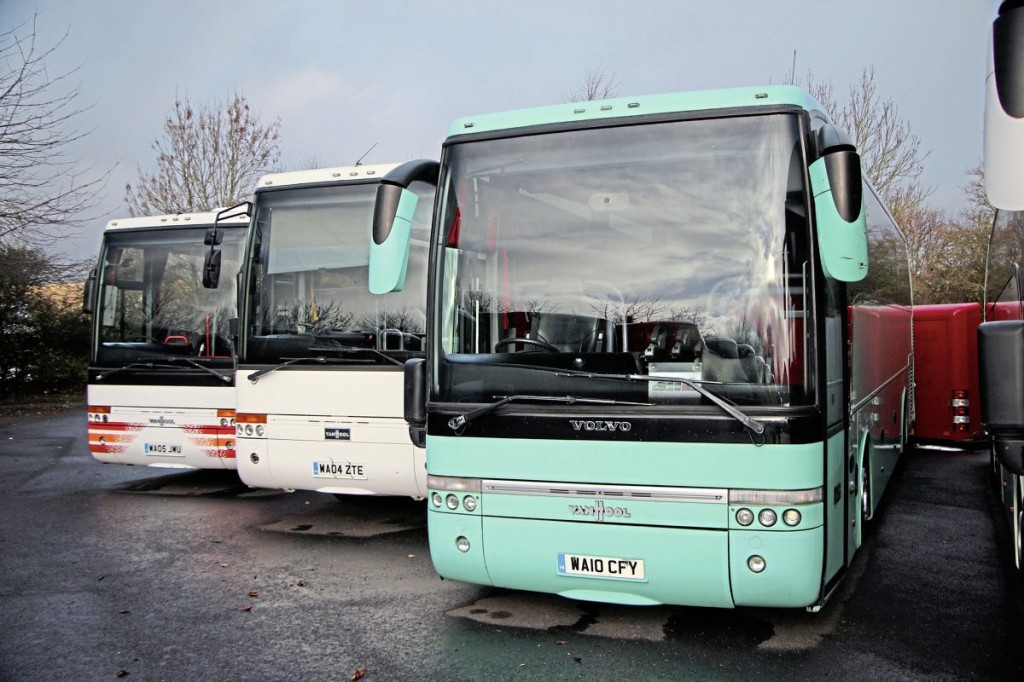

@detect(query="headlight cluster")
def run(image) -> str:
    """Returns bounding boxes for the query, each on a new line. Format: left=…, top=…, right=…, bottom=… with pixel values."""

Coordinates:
left=237, top=423, right=266, bottom=437
left=735, top=507, right=801, bottom=527
left=431, top=492, right=478, bottom=512
left=219, top=417, right=237, bottom=428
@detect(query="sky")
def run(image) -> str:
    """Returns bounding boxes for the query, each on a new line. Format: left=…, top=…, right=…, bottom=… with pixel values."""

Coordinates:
left=1, top=0, right=1002, bottom=261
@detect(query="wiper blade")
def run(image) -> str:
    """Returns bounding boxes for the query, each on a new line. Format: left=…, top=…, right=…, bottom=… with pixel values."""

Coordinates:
left=448, top=394, right=652, bottom=431
left=555, top=370, right=766, bottom=436
left=163, top=356, right=232, bottom=383
left=247, top=356, right=332, bottom=383
left=95, top=362, right=177, bottom=381
left=308, top=341, right=405, bottom=367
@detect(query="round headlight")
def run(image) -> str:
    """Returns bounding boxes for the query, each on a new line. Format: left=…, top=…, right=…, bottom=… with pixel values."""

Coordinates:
left=244, top=424, right=254, bottom=436
left=255, top=425, right=265, bottom=437
left=783, top=509, right=801, bottom=526
left=759, top=509, right=777, bottom=527
left=748, top=555, right=766, bottom=573
left=220, top=418, right=229, bottom=427
left=735, top=508, right=754, bottom=526
left=249, top=453, right=260, bottom=464
left=456, top=536, right=471, bottom=552
left=431, top=492, right=443, bottom=507
left=446, top=494, right=459, bottom=510
left=463, top=495, right=477, bottom=512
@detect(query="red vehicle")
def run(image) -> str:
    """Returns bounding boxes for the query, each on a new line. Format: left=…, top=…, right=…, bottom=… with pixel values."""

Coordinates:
left=912, top=303, right=984, bottom=444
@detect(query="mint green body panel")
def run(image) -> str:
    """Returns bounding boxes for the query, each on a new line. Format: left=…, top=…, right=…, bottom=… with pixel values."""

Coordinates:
left=728, top=528, right=825, bottom=607
left=826, top=430, right=849, bottom=583
left=428, top=509, right=490, bottom=585
left=809, top=159, right=869, bottom=282
left=448, top=85, right=823, bottom=139
left=427, top=435, right=824, bottom=489
left=427, top=435, right=831, bottom=607
left=484, top=491, right=728, bottom=529
left=368, top=189, right=417, bottom=294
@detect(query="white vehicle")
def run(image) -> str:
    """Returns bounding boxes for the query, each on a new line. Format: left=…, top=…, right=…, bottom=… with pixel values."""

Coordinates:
left=84, top=208, right=249, bottom=469
left=234, top=164, right=434, bottom=497
left=980, top=1, right=1024, bottom=576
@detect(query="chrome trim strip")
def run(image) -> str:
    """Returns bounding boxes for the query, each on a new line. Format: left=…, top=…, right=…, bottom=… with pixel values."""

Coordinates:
left=729, top=487, right=823, bottom=505
left=482, top=479, right=727, bottom=503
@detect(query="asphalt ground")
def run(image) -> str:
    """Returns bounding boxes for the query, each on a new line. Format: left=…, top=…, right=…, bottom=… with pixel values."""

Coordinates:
left=1, top=407, right=1022, bottom=681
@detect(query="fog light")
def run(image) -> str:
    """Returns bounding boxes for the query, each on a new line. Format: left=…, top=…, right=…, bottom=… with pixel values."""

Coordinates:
left=446, top=494, right=459, bottom=510
left=736, top=508, right=754, bottom=526
left=237, top=425, right=243, bottom=436
left=225, top=440, right=235, bottom=449
left=249, top=453, right=259, bottom=464
left=98, top=436, right=106, bottom=445
left=431, top=492, right=443, bottom=507
left=463, top=495, right=477, bottom=511
left=255, top=425, right=265, bottom=437
left=748, top=555, right=766, bottom=573
left=456, top=536, right=471, bottom=552
left=783, top=509, right=801, bottom=526
left=759, top=509, right=777, bottom=527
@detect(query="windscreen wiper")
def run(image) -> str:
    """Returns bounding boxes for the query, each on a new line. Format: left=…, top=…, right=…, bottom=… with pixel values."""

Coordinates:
left=94, top=356, right=230, bottom=382
left=247, top=356, right=332, bottom=383
left=95, top=362, right=176, bottom=382
left=448, top=394, right=653, bottom=431
left=156, top=356, right=232, bottom=383
left=308, top=342, right=405, bottom=367
left=554, top=370, right=766, bottom=436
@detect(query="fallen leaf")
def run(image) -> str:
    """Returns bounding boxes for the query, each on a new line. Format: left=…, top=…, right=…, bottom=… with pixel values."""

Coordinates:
left=219, top=563, right=230, bottom=568
left=248, top=591, right=259, bottom=598
left=351, top=666, right=367, bottom=680
left=407, top=554, right=416, bottom=559
left=118, top=610, right=130, bottom=615
left=116, top=671, right=129, bottom=678
left=554, top=640, right=566, bottom=646
left=237, top=605, right=252, bottom=612
left=573, top=656, right=582, bottom=664
left=296, top=579, right=306, bottom=587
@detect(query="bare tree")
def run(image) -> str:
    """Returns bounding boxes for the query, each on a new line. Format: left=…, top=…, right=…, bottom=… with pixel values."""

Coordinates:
left=125, top=94, right=281, bottom=215
left=565, top=67, right=622, bottom=103
left=789, top=66, right=928, bottom=201
left=0, top=14, right=106, bottom=248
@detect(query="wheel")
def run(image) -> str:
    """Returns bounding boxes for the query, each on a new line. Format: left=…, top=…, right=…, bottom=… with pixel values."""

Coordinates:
left=494, top=337, right=559, bottom=353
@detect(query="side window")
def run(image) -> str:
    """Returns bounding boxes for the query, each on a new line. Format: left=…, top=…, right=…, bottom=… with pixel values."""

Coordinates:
left=849, top=186, right=911, bottom=306
left=985, top=209, right=1024, bottom=321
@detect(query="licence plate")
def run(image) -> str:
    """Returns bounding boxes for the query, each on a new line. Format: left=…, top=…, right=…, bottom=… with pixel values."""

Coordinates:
left=557, top=553, right=646, bottom=580
left=144, top=443, right=182, bottom=455
left=312, top=461, right=367, bottom=479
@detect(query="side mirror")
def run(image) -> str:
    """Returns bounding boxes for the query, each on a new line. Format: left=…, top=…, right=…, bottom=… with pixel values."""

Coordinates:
left=82, top=267, right=97, bottom=314
left=369, top=183, right=417, bottom=294
left=369, top=159, right=439, bottom=295
left=978, top=320, right=1024, bottom=475
left=404, top=358, right=427, bottom=448
left=810, top=125, right=867, bottom=282
left=986, top=1, right=1024, bottom=209
left=204, top=228, right=223, bottom=246
left=203, top=249, right=222, bottom=289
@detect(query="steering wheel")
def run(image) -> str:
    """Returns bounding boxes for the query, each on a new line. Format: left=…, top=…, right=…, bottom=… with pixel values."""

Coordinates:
left=494, top=337, right=559, bottom=353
